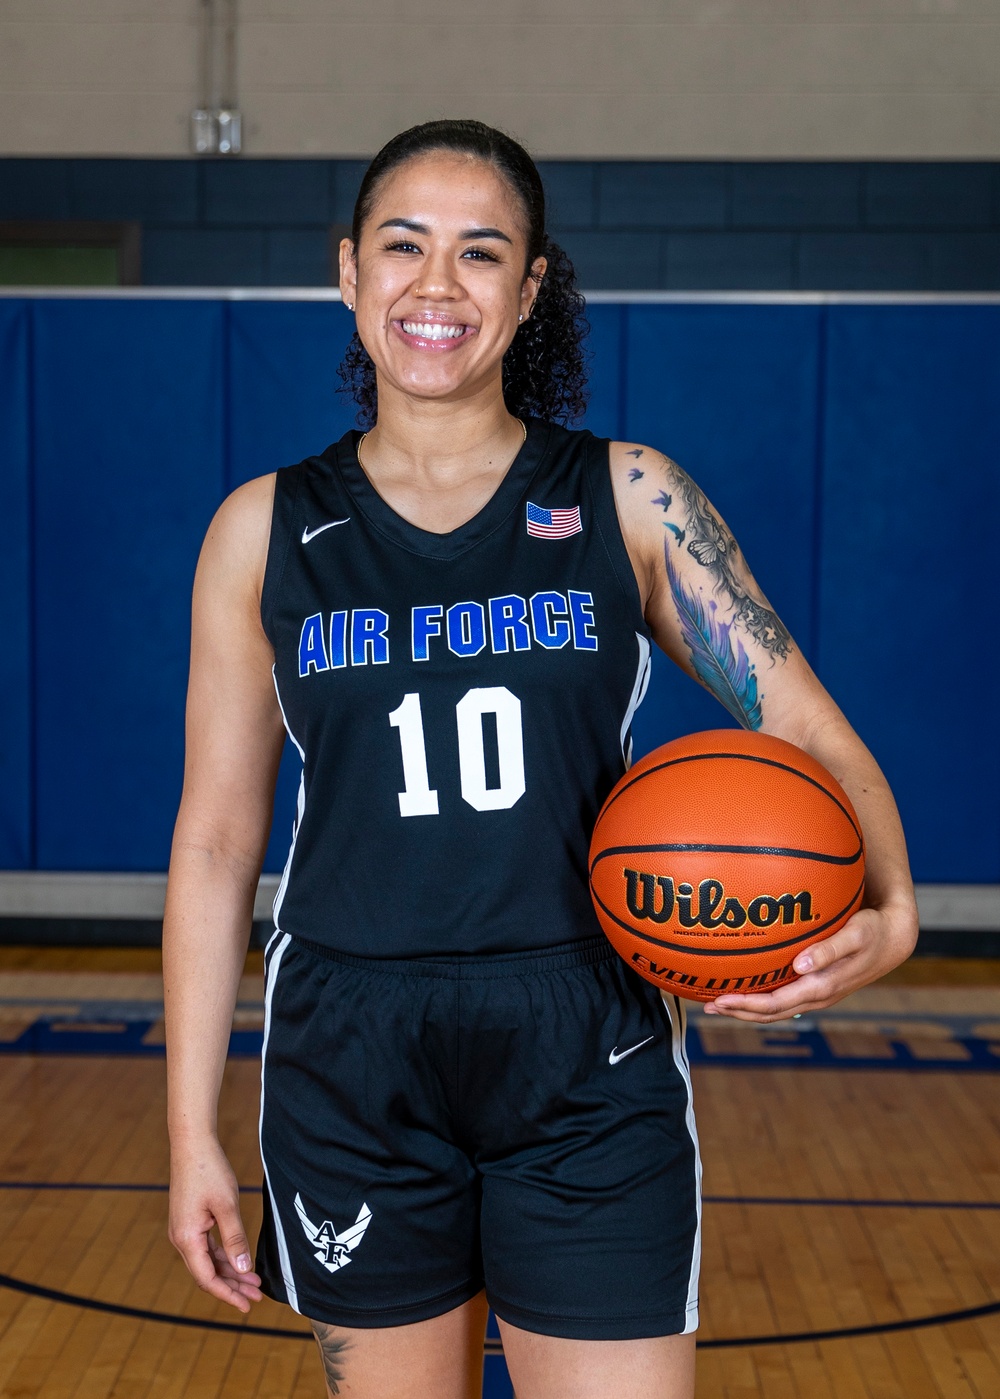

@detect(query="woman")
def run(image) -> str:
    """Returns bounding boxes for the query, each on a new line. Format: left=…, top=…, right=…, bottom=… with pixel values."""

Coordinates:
left=165, top=120, right=918, bottom=1399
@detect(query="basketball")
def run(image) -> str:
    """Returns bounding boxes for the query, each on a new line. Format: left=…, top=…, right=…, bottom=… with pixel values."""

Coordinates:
left=589, top=730, right=866, bottom=1002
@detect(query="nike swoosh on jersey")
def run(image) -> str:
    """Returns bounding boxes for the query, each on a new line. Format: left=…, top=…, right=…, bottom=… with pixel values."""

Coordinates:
left=302, top=519, right=350, bottom=543
left=608, top=1035, right=655, bottom=1065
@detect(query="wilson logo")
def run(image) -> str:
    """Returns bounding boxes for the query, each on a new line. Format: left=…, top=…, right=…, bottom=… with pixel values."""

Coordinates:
left=623, top=871, right=813, bottom=930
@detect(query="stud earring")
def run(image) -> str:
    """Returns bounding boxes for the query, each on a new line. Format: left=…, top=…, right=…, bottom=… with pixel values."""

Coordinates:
left=518, top=314, right=524, bottom=322
left=347, top=302, right=354, bottom=311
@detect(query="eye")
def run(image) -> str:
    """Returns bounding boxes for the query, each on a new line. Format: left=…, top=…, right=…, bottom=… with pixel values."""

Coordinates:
left=462, top=247, right=501, bottom=263
left=383, top=240, right=421, bottom=254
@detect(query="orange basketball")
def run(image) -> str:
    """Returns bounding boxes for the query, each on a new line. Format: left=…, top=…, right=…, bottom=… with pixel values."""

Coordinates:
left=589, top=729, right=865, bottom=1002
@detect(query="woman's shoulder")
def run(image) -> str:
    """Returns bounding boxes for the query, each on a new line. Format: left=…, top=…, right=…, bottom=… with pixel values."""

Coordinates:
left=198, top=473, right=277, bottom=596
left=212, top=472, right=277, bottom=542
left=605, top=440, right=679, bottom=512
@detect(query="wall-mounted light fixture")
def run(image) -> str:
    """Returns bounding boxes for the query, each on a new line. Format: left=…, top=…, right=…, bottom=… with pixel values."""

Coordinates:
left=191, top=0, right=242, bottom=156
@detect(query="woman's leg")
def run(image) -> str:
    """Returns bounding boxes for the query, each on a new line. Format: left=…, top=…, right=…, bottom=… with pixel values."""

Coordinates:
left=308, top=1291, right=489, bottom=1399
left=498, top=1323, right=696, bottom=1399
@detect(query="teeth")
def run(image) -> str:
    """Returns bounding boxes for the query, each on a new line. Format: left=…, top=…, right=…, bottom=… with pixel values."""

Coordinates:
left=402, top=321, right=466, bottom=340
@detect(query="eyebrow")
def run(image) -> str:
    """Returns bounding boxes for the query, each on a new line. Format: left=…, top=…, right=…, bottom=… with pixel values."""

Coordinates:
left=376, top=218, right=513, bottom=245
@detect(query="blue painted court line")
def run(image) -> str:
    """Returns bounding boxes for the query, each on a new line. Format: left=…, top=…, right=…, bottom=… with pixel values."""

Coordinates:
left=1, top=1014, right=998, bottom=1070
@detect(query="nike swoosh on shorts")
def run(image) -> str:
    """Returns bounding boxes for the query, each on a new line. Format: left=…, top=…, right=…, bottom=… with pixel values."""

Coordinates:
left=302, top=519, right=350, bottom=543
left=608, top=1035, right=655, bottom=1065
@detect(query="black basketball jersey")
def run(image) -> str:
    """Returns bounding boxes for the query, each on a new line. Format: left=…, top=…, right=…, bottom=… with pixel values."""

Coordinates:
left=260, top=418, right=653, bottom=958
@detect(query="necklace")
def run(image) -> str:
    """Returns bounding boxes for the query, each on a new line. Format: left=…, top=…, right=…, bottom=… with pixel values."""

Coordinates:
left=356, top=418, right=526, bottom=471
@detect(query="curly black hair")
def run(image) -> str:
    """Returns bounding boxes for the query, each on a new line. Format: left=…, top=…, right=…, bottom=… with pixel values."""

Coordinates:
left=337, top=119, right=588, bottom=429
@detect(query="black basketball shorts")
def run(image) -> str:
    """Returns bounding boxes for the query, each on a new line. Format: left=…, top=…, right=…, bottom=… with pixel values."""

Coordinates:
left=255, top=931, right=701, bottom=1341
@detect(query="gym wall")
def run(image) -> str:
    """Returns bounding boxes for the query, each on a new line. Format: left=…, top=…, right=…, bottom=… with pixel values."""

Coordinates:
left=0, top=293, right=996, bottom=885
left=3, top=157, right=1000, bottom=292
left=1, top=0, right=998, bottom=159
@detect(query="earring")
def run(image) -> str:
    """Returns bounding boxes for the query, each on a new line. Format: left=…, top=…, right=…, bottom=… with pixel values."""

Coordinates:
left=347, top=302, right=354, bottom=311
left=518, top=314, right=524, bottom=322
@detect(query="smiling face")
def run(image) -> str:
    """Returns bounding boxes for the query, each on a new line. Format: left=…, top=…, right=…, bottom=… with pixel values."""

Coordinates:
left=340, top=152, right=546, bottom=411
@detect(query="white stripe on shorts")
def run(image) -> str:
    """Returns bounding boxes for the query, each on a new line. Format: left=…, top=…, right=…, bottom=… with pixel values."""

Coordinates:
left=259, top=930, right=300, bottom=1312
left=662, top=992, right=702, bottom=1332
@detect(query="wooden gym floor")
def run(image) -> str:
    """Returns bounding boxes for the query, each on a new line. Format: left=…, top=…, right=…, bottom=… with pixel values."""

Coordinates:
left=0, top=947, right=997, bottom=1398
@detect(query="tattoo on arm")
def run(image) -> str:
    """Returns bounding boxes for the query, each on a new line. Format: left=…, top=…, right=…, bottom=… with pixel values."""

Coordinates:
left=628, top=467, right=644, bottom=481
left=664, top=543, right=763, bottom=730
left=661, top=458, right=792, bottom=661
left=312, top=1322, right=350, bottom=1396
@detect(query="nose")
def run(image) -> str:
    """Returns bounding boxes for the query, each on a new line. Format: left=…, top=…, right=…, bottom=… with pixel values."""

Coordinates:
left=413, top=247, right=463, bottom=301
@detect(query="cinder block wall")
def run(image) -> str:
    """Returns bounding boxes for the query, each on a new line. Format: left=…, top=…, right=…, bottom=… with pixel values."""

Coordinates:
left=1, top=0, right=998, bottom=160
left=1, top=157, right=999, bottom=289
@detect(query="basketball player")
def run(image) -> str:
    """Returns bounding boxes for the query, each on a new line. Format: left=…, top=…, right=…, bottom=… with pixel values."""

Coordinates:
left=164, top=121, right=918, bottom=1399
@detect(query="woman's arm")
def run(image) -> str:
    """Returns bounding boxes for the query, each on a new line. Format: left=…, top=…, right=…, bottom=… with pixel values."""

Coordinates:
left=610, top=444, right=919, bottom=1023
left=164, top=472, right=285, bottom=1311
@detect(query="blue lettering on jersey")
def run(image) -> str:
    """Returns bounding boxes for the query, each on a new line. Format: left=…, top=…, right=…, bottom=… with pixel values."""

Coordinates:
left=568, top=590, right=598, bottom=650
left=329, top=611, right=348, bottom=668
left=530, top=591, right=571, bottom=649
left=298, top=613, right=330, bottom=676
left=489, top=594, right=532, bottom=654
left=412, top=605, right=444, bottom=662
left=447, top=601, right=487, bottom=657
left=299, top=589, right=599, bottom=676
left=352, top=609, right=390, bottom=665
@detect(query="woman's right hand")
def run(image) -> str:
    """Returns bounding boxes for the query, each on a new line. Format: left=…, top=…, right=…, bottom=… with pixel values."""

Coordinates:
left=168, top=1135, right=263, bottom=1313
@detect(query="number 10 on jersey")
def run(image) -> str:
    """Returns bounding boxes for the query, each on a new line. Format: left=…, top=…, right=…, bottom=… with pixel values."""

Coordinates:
left=388, top=687, right=526, bottom=816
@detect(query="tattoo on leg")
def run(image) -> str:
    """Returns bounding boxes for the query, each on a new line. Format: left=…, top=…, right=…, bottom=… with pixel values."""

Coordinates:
left=662, top=457, right=792, bottom=660
left=311, top=1321, right=350, bottom=1396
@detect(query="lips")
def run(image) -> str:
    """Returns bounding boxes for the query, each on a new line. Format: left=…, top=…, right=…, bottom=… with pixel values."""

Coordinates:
left=393, top=317, right=474, bottom=349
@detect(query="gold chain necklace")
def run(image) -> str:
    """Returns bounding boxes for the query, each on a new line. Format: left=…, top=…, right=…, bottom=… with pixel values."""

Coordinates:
left=356, top=418, right=526, bottom=470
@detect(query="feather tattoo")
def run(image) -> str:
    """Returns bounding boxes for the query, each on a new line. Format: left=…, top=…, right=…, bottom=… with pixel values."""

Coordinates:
left=665, top=543, right=762, bottom=730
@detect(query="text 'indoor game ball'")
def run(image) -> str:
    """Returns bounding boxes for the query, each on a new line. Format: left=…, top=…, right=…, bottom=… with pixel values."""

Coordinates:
left=589, top=730, right=865, bottom=1003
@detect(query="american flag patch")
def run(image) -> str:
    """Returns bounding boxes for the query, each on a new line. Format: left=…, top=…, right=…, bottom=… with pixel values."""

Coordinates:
left=526, top=502, right=583, bottom=539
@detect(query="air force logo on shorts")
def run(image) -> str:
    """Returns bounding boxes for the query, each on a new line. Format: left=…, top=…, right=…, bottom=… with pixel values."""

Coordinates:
left=294, top=1193, right=372, bottom=1274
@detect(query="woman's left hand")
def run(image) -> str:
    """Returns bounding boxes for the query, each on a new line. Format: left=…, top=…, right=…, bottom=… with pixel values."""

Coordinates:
left=703, top=900, right=919, bottom=1023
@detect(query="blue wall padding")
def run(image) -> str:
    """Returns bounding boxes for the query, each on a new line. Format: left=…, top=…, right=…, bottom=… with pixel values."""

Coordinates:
left=0, top=302, right=32, bottom=866
left=227, top=301, right=357, bottom=490
left=1, top=296, right=997, bottom=882
left=624, top=304, right=823, bottom=755
left=228, top=301, right=356, bottom=870
left=30, top=301, right=225, bottom=869
left=580, top=302, right=625, bottom=441
left=819, top=306, right=1000, bottom=881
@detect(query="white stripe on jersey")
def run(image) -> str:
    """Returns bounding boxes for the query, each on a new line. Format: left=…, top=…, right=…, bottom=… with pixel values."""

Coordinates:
left=270, top=665, right=306, bottom=934
left=619, top=633, right=652, bottom=767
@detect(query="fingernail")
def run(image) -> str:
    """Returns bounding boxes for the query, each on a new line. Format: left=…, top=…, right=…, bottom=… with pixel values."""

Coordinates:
left=796, top=953, right=813, bottom=972
left=236, top=1253, right=252, bottom=1273
left=703, top=1004, right=719, bottom=1014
